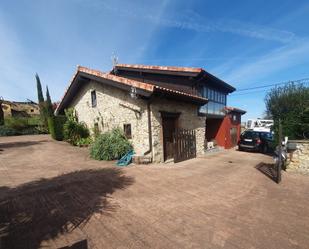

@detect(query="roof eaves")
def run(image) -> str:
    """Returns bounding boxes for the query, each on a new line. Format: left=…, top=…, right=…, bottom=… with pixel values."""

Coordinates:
left=55, top=66, right=80, bottom=114
left=154, top=86, right=208, bottom=104
left=225, top=106, right=246, bottom=114
left=115, top=63, right=203, bottom=74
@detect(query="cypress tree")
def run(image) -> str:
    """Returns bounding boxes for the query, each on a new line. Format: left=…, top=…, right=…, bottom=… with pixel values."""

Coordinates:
left=0, top=98, right=4, bottom=126
left=36, top=73, right=44, bottom=104
left=35, top=73, right=48, bottom=130
left=46, top=86, right=54, bottom=117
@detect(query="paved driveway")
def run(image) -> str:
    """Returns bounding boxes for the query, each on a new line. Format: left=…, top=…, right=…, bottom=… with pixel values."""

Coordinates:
left=0, top=135, right=309, bottom=249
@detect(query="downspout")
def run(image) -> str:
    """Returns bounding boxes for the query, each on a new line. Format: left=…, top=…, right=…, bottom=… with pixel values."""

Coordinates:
left=144, top=99, right=153, bottom=156
left=144, top=92, right=164, bottom=157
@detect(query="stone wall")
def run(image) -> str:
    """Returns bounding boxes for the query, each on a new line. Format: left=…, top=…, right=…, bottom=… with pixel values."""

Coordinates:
left=70, top=80, right=206, bottom=163
left=69, top=80, right=150, bottom=155
left=287, top=140, right=309, bottom=174
left=150, top=97, right=206, bottom=163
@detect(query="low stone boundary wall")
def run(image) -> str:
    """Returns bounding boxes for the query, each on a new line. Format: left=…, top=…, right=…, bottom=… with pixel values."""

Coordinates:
left=287, top=140, right=309, bottom=174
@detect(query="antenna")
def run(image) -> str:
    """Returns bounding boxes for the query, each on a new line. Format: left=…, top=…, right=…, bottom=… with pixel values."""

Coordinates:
left=111, top=52, right=119, bottom=74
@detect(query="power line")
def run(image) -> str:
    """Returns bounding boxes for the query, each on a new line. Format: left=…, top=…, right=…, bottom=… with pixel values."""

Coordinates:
left=229, top=89, right=271, bottom=97
left=230, top=78, right=309, bottom=96
left=235, top=77, right=309, bottom=92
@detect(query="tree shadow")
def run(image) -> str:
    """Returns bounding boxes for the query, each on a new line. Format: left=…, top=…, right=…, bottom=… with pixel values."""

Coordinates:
left=0, top=168, right=134, bottom=249
left=255, top=162, right=278, bottom=183
left=59, top=239, right=88, bottom=249
left=0, top=140, right=48, bottom=149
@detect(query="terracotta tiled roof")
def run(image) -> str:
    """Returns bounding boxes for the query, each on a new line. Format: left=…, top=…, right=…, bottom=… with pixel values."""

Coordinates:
left=115, top=63, right=203, bottom=74
left=79, top=66, right=155, bottom=92
left=55, top=66, right=207, bottom=114
left=225, top=106, right=246, bottom=114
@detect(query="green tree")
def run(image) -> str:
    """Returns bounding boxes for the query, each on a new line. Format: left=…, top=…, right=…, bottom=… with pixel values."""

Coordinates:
left=0, top=98, right=4, bottom=126
left=36, top=73, right=48, bottom=131
left=36, top=73, right=44, bottom=104
left=265, top=83, right=309, bottom=139
left=46, top=86, right=54, bottom=117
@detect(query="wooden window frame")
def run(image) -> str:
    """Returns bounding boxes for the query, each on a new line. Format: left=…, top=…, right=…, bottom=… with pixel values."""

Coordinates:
left=91, top=90, right=97, bottom=107
left=123, top=124, right=132, bottom=139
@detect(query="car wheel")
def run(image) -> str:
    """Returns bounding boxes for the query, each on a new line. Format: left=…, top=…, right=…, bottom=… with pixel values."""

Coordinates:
left=238, top=146, right=243, bottom=151
left=263, top=144, right=268, bottom=154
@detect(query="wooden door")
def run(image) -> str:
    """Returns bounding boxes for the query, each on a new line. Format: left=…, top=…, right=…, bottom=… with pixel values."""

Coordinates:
left=162, top=117, right=177, bottom=161
left=174, top=129, right=196, bottom=163
left=230, top=127, right=238, bottom=147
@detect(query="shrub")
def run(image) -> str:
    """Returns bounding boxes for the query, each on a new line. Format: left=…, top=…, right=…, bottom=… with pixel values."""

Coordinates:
left=5, top=117, right=29, bottom=131
left=48, top=115, right=66, bottom=141
left=62, top=108, right=89, bottom=145
left=76, top=137, right=93, bottom=147
left=0, top=126, right=18, bottom=136
left=63, top=120, right=89, bottom=145
left=1, top=117, right=43, bottom=136
left=90, top=128, right=133, bottom=161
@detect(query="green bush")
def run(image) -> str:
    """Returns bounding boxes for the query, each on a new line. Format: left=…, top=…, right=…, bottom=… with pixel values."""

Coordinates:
left=63, top=120, right=89, bottom=145
left=0, top=126, right=18, bottom=136
left=76, top=137, right=93, bottom=147
left=0, top=117, right=43, bottom=136
left=5, top=117, right=29, bottom=131
left=90, top=128, right=133, bottom=161
left=48, top=115, right=66, bottom=141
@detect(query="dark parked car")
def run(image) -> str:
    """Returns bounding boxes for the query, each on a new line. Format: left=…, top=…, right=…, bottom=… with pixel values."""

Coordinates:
left=238, top=130, right=274, bottom=153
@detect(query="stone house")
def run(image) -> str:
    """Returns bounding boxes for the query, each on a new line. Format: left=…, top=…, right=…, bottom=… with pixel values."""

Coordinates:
left=2, top=100, right=40, bottom=117
left=56, top=64, right=243, bottom=163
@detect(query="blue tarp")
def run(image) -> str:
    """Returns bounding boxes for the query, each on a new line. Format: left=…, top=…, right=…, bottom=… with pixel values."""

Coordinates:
left=116, top=150, right=134, bottom=166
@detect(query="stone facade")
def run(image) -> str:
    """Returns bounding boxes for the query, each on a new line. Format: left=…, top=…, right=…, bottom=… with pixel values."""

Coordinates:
left=287, top=140, right=309, bottom=174
left=2, top=101, right=40, bottom=117
left=69, top=80, right=206, bottom=163
left=150, top=98, right=205, bottom=162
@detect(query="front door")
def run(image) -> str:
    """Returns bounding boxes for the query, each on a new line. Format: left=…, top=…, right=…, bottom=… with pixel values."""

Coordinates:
left=230, top=127, right=238, bottom=147
left=162, top=116, right=177, bottom=161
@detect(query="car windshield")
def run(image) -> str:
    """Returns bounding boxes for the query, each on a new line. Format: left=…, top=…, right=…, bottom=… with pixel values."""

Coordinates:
left=259, top=132, right=273, bottom=139
left=242, top=131, right=259, bottom=139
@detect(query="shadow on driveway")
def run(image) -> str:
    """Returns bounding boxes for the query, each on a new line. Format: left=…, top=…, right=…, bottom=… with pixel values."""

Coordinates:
left=255, top=162, right=278, bottom=183
left=0, top=168, right=134, bottom=249
left=0, top=140, right=49, bottom=150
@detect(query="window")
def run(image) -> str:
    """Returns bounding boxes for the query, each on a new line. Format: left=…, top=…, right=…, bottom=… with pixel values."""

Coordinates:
left=30, top=109, right=34, bottom=112
left=233, top=114, right=237, bottom=121
left=91, top=90, right=97, bottom=107
left=123, top=124, right=132, bottom=139
left=199, top=86, right=228, bottom=115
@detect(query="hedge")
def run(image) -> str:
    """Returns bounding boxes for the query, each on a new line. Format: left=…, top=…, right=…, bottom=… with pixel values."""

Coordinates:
left=48, top=115, right=67, bottom=141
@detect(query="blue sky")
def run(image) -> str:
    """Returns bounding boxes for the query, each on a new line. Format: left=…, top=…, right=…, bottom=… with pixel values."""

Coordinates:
left=1, top=0, right=309, bottom=120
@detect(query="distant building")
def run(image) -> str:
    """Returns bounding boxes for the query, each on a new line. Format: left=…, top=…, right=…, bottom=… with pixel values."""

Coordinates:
left=2, top=100, right=40, bottom=117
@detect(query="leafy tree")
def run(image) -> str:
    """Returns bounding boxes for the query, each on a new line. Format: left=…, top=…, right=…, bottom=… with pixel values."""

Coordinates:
left=46, top=86, right=54, bottom=117
left=265, top=83, right=309, bottom=139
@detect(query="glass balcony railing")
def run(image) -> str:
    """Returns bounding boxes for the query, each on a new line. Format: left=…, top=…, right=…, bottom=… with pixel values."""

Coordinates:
left=199, top=101, right=225, bottom=116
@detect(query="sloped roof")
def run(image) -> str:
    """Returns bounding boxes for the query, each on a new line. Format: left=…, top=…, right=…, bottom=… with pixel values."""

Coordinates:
left=115, top=63, right=203, bottom=76
left=114, top=63, right=236, bottom=92
left=55, top=66, right=208, bottom=114
left=225, top=106, right=246, bottom=114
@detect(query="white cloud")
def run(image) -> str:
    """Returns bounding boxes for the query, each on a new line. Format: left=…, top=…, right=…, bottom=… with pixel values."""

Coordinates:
left=96, top=1, right=297, bottom=44
left=223, top=38, right=309, bottom=86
